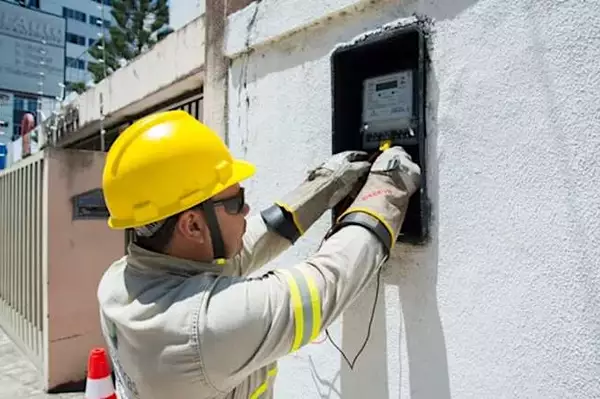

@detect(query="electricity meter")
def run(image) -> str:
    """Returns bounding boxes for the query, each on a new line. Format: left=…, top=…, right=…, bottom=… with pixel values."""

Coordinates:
left=361, top=71, right=415, bottom=151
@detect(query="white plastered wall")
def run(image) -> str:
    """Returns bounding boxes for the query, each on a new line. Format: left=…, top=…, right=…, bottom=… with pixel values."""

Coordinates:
left=225, top=0, right=600, bottom=398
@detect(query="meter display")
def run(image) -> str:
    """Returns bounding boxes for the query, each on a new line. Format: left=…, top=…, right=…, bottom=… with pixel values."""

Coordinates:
left=361, top=71, right=414, bottom=149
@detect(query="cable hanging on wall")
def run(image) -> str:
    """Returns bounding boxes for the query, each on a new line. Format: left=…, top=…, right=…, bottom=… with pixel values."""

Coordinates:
left=96, top=0, right=109, bottom=151
left=37, top=39, right=46, bottom=127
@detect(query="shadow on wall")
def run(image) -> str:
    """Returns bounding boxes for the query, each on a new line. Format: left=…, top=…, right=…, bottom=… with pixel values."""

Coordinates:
left=336, top=60, right=449, bottom=399
left=405, top=68, right=448, bottom=399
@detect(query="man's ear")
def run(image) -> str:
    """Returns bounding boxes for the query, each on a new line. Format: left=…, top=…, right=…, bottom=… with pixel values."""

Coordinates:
left=176, top=210, right=206, bottom=243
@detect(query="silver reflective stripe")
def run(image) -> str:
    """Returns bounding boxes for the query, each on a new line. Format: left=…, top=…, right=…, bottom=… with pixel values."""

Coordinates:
left=278, top=267, right=321, bottom=352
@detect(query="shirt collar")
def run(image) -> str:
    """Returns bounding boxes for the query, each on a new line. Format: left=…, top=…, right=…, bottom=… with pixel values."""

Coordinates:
left=126, top=243, right=224, bottom=276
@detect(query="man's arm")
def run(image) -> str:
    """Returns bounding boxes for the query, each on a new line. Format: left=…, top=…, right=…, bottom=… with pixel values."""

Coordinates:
left=228, top=151, right=371, bottom=276
left=199, top=147, right=421, bottom=393
left=228, top=213, right=293, bottom=276
left=200, top=226, right=387, bottom=393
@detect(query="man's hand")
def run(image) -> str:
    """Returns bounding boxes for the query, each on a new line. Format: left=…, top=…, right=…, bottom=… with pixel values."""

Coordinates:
left=307, top=151, right=372, bottom=208
left=369, top=146, right=421, bottom=196
left=259, top=151, right=371, bottom=246
left=327, top=146, right=421, bottom=254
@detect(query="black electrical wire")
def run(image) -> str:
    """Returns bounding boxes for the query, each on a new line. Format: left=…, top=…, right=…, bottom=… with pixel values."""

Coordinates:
left=316, top=178, right=388, bottom=370
left=324, top=266, right=382, bottom=370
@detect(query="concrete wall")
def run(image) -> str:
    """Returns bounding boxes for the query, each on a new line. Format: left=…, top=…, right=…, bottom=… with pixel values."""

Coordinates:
left=44, top=149, right=123, bottom=390
left=224, top=0, right=600, bottom=398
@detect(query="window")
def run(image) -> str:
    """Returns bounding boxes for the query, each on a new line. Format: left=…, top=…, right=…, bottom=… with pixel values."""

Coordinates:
left=92, top=0, right=112, bottom=5
left=66, top=57, right=86, bottom=70
left=66, top=33, right=86, bottom=46
left=88, top=38, right=97, bottom=47
left=89, top=16, right=111, bottom=28
left=26, top=101, right=37, bottom=112
left=62, top=7, right=86, bottom=23
left=13, top=98, right=24, bottom=111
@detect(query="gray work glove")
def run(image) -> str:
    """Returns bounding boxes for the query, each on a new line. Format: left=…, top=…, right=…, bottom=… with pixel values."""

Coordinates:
left=335, top=146, right=421, bottom=249
left=261, top=151, right=371, bottom=241
left=308, top=151, right=373, bottom=208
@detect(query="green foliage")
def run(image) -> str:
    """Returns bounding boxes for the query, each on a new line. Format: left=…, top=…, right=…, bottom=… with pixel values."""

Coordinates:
left=85, top=0, right=171, bottom=84
left=66, top=81, right=87, bottom=95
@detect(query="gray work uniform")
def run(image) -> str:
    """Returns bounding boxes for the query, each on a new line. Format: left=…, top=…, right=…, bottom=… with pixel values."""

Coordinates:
left=97, top=214, right=386, bottom=399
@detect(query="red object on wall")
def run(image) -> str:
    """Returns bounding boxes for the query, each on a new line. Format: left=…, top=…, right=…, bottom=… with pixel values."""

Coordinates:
left=20, top=113, right=35, bottom=158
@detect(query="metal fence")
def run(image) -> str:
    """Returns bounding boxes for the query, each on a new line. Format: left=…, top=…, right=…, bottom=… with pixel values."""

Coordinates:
left=63, top=92, right=204, bottom=152
left=0, top=151, right=45, bottom=370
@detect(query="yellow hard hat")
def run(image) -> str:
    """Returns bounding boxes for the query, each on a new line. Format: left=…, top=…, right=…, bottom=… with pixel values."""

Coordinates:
left=102, top=110, right=256, bottom=230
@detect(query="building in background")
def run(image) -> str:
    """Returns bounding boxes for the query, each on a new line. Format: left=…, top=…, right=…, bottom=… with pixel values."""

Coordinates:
left=3, top=0, right=113, bottom=92
left=0, top=91, right=13, bottom=148
left=0, top=0, right=67, bottom=146
left=169, top=0, right=204, bottom=31
left=38, top=0, right=114, bottom=89
left=0, top=0, right=113, bottom=164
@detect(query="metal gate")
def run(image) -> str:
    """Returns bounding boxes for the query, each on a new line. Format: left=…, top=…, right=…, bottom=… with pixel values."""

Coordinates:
left=0, top=152, right=45, bottom=371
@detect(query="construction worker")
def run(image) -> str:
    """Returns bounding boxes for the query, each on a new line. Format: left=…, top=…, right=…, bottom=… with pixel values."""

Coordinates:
left=97, top=110, right=421, bottom=399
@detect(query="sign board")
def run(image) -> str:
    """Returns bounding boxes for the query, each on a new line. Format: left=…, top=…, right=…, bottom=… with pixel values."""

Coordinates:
left=72, top=188, right=110, bottom=220
left=0, top=90, right=13, bottom=143
left=0, top=2, right=66, bottom=98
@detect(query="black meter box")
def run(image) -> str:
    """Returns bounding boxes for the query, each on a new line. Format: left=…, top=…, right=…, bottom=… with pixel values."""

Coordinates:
left=331, top=18, right=430, bottom=244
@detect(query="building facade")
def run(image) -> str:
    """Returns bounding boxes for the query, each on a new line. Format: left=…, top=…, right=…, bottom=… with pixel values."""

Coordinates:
left=38, top=0, right=113, bottom=89
left=0, top=0, right=111, bottom=164
left=0, top=0, right=67, bottom=144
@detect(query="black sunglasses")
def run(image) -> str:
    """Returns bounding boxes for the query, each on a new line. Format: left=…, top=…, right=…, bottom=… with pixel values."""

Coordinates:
left=212, top=187, right=246, bottom=215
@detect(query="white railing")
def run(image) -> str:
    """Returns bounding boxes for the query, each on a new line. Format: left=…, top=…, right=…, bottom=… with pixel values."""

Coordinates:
left=0, top=151, right=45, bottom=371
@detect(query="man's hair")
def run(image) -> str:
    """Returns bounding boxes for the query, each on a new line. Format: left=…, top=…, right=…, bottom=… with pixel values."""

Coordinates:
left=133, top=213, right=180, bottom=253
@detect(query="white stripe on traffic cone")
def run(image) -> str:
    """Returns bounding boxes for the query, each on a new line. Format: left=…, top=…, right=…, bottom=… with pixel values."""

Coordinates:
left=85, top=375, right=117, bottom=399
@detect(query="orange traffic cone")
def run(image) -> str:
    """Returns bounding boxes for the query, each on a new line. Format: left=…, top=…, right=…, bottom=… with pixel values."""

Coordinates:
left=85, top=347, right=117, bottom=399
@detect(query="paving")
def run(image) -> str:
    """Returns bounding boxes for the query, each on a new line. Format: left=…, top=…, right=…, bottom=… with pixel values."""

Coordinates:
left=0, top=328, right=84, bottom=399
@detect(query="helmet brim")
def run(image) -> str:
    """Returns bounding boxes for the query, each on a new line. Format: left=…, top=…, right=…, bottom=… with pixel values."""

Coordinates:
left=107, top=158, right=257, bottom=230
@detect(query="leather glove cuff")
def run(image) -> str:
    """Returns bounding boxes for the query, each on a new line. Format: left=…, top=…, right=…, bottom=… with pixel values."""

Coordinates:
left=326, top=210, right=394, bottom=256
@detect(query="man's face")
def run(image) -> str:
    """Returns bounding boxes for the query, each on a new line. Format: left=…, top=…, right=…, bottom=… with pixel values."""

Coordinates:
left=211, top=183, right=250, bottom=257
left=173, top=183, right=250, bottom=261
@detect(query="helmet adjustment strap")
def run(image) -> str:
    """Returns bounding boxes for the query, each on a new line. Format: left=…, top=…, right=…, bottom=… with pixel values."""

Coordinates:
left=199, top=200, right=226, bottom=261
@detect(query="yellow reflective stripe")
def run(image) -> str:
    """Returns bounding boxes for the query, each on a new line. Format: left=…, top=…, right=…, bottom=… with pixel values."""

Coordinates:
left=279, top=267, right=322, bottom=351
left=303, top=270, right=322, bottom=342
left=274, top=201, right=305, bottom=235
left=249, top=366, right=278, bottom=399
left=279, top=269, right=305, bottom=351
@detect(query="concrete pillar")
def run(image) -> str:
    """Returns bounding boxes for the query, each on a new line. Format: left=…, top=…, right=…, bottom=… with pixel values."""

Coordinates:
left=204, top=0, right=255, bottom=143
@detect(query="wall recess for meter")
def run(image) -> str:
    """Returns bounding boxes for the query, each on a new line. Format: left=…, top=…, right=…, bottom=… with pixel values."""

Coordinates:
left=331, top=17, right=431, bottom=244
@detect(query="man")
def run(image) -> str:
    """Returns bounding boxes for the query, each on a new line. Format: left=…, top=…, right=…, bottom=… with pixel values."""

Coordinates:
left=98, top=110, right=421, bottom=399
